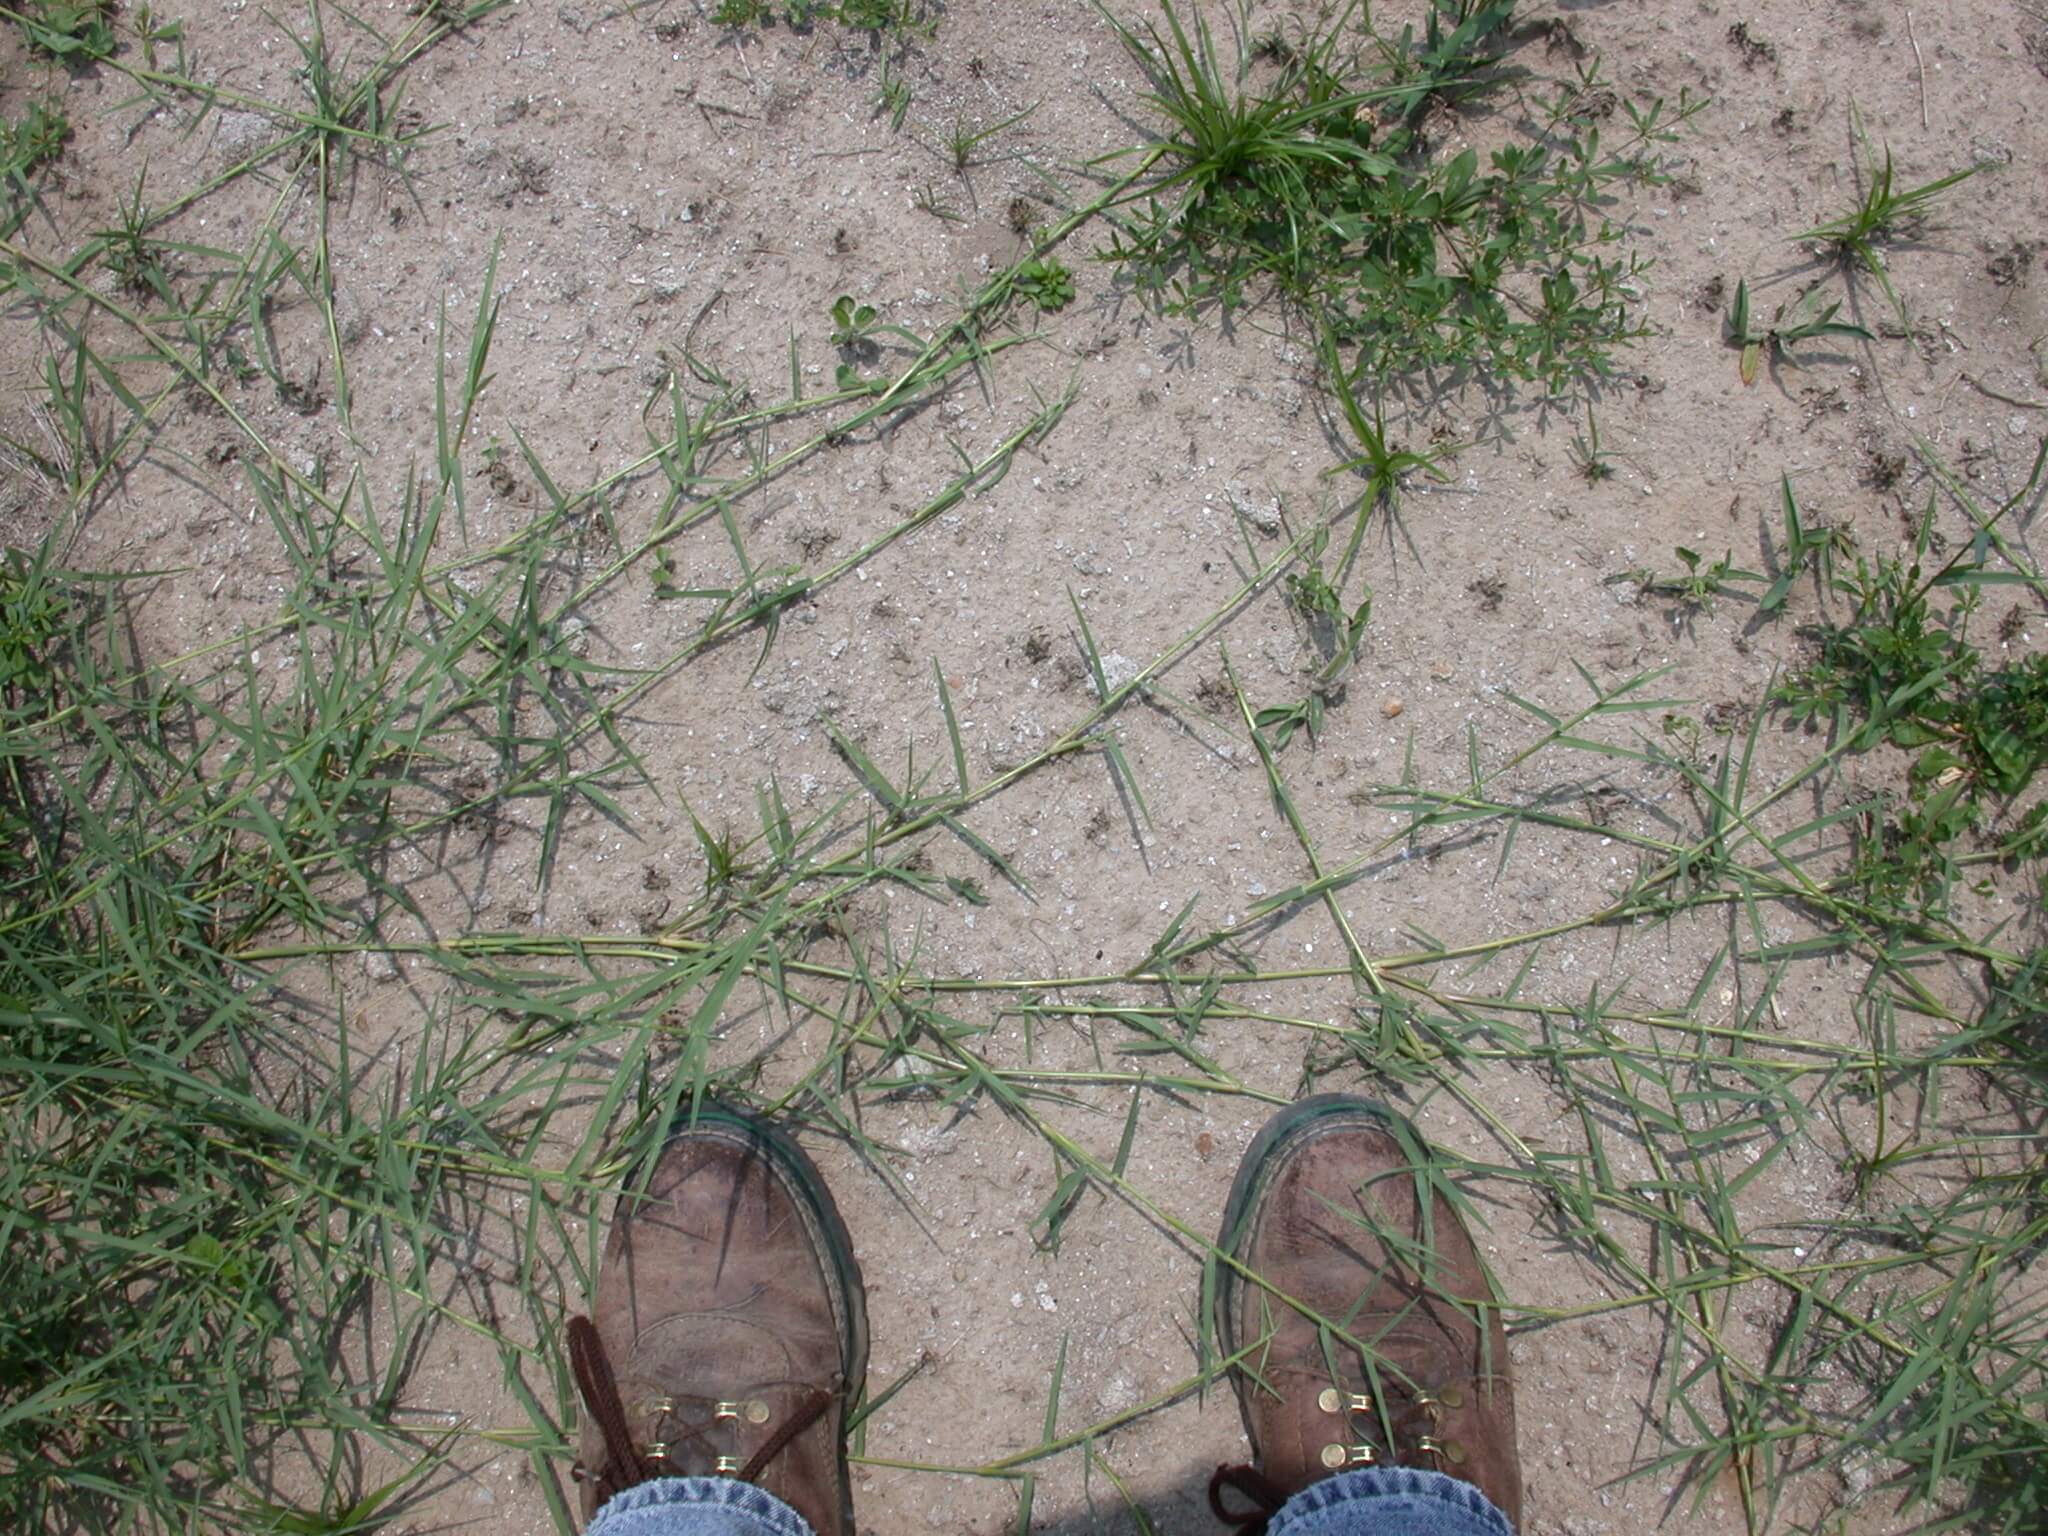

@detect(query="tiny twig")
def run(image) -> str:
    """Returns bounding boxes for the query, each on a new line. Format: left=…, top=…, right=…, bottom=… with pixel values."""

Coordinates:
left=1963, top=373, right=2048, bottom=411
left=1906, top=11, right=1929, bottom=130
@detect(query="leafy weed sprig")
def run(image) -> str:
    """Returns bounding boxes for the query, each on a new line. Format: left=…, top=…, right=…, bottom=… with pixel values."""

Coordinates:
left=1724, top=277, right=1874, bottom=385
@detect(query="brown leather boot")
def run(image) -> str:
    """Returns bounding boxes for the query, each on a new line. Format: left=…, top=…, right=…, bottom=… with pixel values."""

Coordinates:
left=568, top=1104, right=868, bottom=1534
left=1210, top=1095, right=1521, bottom=1532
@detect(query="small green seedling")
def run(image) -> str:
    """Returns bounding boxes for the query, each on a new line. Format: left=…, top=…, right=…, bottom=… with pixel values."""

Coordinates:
left=1758, top=475, right=1856, bottom=616
left=1318, top=327, right=1454, bottom=514
left=1608, top=547, right=1764, bottom=614
left=1, top=100, right=69, bottom=204
left=911, top=181, right=962, bottom=221
left=684, top=801, right=760, bottom=905
left=1012, top=257, right=1074, bottom=312
left=828, top=292, right=924, bottom=387
left=132, top=3, right=185, bottom=69
left=871, top=58, right=912, bottom=129
left=1286, top=528, right=1371, bottom=675
left=936, top=102, right=1037, bottom=173
left=1658, top=710, right=1711, bottom=768
left=829, top=294, right=880, bottom=348
left=1725, top=278, right=1873, bottom=385
left=1568, top=409, right=1615, bottom=484
left=1251, top=523, right=1372, bottom=749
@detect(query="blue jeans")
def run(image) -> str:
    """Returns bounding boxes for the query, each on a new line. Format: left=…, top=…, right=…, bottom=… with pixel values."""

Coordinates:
left=586, top=1467, right=1516, bottom=1536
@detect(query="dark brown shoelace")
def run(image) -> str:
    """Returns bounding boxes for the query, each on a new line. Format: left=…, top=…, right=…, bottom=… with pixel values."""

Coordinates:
left=568, top=1315, right=831, bottom=1501
left=1209, top=1463, right=1289, bottom=1533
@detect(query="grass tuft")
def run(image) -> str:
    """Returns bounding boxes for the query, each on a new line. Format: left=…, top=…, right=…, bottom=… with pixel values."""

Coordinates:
left=1096, top=0, right=1701, bottom=397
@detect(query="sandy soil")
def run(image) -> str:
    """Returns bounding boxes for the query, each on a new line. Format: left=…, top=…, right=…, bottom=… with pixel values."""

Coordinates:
left=3, top=0, right=2045, bottom=1532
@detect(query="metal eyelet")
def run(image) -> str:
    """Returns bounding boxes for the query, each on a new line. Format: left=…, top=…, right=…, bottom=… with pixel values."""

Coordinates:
left=714, top=1454, right=743, bottom=1475
left=1414, top=1434, right=1467, bottom=1466
left=713, top=1398, right=773, bottom=1425
left=1414, top=1385, right=1464, bottom=1418
left=1320, top=1442, right=1380, bottom=1470
left=1316, top=1388, right=1374, bottom=1416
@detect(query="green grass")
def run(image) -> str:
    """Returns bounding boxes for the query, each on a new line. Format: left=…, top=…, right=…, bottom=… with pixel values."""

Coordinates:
left=1774, top=447, right=2048, bottom=915
left=1094, top=0, right=1701, bottom=398
left=932, top=101, right=1038, bottom=174
left=712, top=0, right=937, bottom=39
left=1795, top=119, right=1981, bottom=325
left=0, top=541, right=480, bottom=1531
left=0, top=2, right=2044, bottom=1534
left=0, top=95, right=67, bottom=240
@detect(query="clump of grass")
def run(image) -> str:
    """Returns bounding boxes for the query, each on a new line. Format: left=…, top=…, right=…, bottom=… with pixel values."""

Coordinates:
left=1, top=98, right=68, bottom=173
left=1096, top=0, right=1701, bottom=396
left=0, top=541, right=460, bottom=1533
left=1757, top=473, right=1856, bottom=617
left=1795, top=121, right=1980, bottom=324
left=0, top=98, right=68, bottom=237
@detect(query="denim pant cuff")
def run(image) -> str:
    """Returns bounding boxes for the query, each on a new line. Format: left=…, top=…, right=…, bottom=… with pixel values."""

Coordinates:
left=583, top=1467, right=1511, bottom=1536
left=1269, top=1465, right=1516, bottom=1536
left=586, top=1475, right=816, bottom=1536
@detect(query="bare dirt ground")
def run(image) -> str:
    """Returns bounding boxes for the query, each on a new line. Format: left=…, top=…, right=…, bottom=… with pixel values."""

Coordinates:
left=4, top=0, right=2046, bottom=1533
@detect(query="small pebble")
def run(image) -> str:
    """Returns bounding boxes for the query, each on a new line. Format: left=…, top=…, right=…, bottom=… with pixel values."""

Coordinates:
left=1382, top=699, right=1404, bottom=719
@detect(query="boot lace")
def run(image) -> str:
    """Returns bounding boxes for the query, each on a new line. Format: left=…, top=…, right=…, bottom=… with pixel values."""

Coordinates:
left=568, top=1315, right=831, bottom=1503
left=1209, top=1463, right=1289, bottom=1533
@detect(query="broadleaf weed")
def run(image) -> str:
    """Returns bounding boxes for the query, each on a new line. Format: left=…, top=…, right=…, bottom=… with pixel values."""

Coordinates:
left=1724, top=277, right=1874, bottom=385
left=1013, top=256, right=1075, bottom=313
left=9, top=0, right=117, bottom=60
